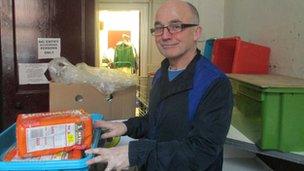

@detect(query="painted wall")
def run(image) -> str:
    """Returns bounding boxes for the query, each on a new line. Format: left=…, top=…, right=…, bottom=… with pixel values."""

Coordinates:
left=148, top=0, right=164, bottom=74
left=190, top=0, right=225, bottom=49
left=224, top=0, right=304, bottom=79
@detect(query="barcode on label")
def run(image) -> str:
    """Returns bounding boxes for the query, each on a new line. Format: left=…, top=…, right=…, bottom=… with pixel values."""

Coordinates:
left=26, top=123, right=76, bottom=152
left=30, top=129, right=44, bottom=138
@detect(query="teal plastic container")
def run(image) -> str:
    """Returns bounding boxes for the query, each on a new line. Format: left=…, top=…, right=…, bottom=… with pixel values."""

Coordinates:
left=203, top=38, right=215, bottom=60
left=229, top=74, right=304, bottom=152
left=0, top=113, right=103, bottom=171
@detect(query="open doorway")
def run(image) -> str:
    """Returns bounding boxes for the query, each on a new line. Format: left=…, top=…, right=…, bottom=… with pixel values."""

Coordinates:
left=96, top=3, right=149, bottom=76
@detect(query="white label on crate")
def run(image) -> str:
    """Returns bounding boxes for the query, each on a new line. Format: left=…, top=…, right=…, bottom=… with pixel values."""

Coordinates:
left=26, top=123, right=76, bottom=153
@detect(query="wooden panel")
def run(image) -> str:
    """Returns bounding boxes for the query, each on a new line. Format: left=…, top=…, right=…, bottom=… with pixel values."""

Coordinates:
left=0, top=14, right=2, bottom=126
left=0, top=0, right=95, bottom=131
left=0, top=0, right=17, bottom=131
left=228, top=74, right=304, bottom=88
left=84, top=0, right=96, bottom=66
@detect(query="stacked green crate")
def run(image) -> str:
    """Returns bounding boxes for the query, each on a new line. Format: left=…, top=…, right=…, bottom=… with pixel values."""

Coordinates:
left=228, top=74, right=304, bottom=152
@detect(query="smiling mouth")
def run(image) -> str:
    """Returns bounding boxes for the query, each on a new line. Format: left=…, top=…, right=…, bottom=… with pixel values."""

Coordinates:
left=161, top=44, right=178, bottom=48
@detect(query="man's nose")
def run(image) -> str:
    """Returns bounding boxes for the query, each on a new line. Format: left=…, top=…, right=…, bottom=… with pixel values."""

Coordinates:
left=161, top=27, right=172, bottom=39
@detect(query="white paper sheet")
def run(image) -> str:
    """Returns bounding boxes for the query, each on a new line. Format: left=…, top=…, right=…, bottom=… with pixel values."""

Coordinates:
left=18, top=63, right=49, bottom=85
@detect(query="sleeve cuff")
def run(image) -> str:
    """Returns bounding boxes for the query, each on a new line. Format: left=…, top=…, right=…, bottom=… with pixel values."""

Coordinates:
left=128, top=139, right=156, bottom=166
left=123, top=120, right=132, bottom=136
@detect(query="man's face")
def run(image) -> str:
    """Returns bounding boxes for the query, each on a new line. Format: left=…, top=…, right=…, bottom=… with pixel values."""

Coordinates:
left=154, top=3, right=200, bottom=59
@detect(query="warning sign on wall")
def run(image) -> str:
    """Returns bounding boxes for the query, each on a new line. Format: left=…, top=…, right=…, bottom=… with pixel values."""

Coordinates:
left=38, top=38, right=61, bottom=59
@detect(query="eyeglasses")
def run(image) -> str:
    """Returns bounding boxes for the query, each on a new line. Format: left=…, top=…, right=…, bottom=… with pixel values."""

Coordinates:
left=150, top=23, right=198, bottom=36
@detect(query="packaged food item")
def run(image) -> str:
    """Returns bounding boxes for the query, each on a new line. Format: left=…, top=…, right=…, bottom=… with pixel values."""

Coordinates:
left=16, top=109, right=92, bottom=158
left=3, top=146, right=82, bottom=161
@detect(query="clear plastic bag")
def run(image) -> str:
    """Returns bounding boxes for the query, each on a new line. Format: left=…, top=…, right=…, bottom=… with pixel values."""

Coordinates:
left=48, top=57, right=137, bottom=95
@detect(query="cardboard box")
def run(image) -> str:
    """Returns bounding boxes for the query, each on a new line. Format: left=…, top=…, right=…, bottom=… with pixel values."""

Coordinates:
left=49, top=83, right=136, bottom=120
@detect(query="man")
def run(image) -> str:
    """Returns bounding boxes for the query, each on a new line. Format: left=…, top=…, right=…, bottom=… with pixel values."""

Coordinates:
left=86, top=0, right=233, bottom=170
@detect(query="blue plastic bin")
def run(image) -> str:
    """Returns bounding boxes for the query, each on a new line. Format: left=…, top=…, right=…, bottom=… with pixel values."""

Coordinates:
left=0, top=113, right=103, bottom=171
left=203, top=38, right=215, bottom=60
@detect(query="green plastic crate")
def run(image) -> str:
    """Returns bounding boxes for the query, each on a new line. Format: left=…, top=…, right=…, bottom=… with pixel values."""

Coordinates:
left=228, top=74, right=304, bottom=152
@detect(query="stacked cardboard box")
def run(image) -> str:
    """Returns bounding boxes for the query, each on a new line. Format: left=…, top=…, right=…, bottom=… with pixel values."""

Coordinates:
left=50, top=83, right=136, bottom=120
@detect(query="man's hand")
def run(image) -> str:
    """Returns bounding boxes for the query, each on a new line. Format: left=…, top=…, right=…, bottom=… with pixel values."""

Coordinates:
left=85, top=145, right=129, bottom=171
left=94, top=120, right=127, bottom=139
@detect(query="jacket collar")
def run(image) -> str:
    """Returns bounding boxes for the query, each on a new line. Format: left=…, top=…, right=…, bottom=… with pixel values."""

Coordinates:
left=158, top=49, right=202, bottom=100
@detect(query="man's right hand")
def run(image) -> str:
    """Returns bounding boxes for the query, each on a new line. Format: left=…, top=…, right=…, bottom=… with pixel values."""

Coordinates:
left=94, top=120, right=127, bottom=139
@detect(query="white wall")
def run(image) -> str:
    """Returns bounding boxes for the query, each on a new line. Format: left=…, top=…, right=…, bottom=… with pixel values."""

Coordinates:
left=194, top=0, right=225, bottom=50
left=148, top=0, right=165, bottom=74
left=224, top=0, right=304, bottom=79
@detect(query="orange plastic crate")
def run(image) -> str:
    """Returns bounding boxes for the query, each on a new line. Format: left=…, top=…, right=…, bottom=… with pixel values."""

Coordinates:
left=212, top=37, right=270, bottom=74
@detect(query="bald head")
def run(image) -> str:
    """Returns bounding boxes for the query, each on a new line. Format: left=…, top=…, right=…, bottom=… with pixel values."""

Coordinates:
left=153, top=0, right=202, bottom=67
left=185, top=1, right=200, bottom=24
left=156, top=0, right=199, bottom=24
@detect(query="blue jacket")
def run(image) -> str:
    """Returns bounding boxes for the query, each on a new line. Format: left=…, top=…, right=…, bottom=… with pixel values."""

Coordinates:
left=124, top=51, right=233, bottom=171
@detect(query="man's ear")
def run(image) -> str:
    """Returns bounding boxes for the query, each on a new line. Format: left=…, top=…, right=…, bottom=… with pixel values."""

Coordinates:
left=194, top=26, right=202, bottom=41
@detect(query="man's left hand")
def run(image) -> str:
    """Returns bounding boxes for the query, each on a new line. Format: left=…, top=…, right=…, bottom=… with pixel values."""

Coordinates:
left=85, top=145, right=129, bottom=171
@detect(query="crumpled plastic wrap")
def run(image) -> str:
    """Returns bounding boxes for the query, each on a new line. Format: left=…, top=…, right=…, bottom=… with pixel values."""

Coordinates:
left=48, top=57, right=137, bottom=95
